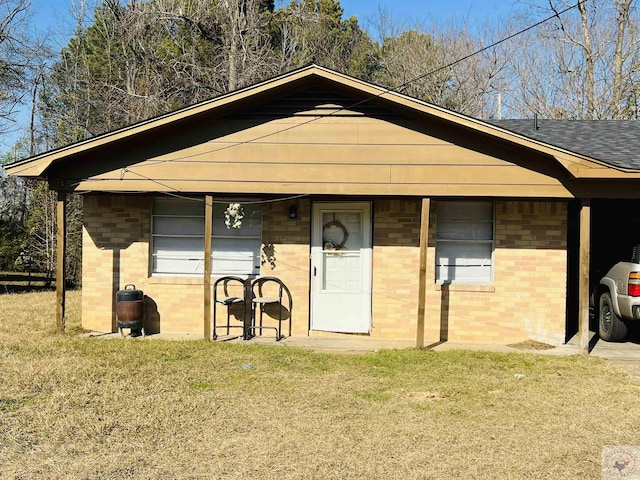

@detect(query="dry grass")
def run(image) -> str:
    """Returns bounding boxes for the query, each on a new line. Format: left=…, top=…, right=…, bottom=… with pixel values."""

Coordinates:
left=1, top=291, right=639, bottom=479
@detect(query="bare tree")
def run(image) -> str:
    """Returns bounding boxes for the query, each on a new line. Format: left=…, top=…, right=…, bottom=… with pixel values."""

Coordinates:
left=369, top=13, right=512, bottom=118
left=507, top=0, right=640, bottom=119
left=433, top=21, right=514, bottom=118
left=218, top=0, right=278, bottom=91
left=0, top=0, right=36, bottom=136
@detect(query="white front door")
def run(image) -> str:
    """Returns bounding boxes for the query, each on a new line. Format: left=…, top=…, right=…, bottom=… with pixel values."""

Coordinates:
left=310, top=202, right=372, bottom=333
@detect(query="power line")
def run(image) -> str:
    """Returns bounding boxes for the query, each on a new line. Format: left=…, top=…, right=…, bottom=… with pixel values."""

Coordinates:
left=395, top=1, right=583, bottom=93
left=122, top=0, right=583, bottom=174
left=36, top=1, right=585, bottom=194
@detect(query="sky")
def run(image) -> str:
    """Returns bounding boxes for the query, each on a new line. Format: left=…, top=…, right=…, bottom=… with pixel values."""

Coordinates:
left=29, top=0, right=514, bottom=43
left=341, top=0, right=507, bottom=25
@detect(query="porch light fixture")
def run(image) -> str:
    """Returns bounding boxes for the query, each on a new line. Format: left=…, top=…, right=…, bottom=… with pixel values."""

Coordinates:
left=288, top=205, right=298, bottom=219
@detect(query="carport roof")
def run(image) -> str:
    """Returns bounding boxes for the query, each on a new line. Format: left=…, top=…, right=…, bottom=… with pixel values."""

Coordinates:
left=488, top=119, right=640, bottom=170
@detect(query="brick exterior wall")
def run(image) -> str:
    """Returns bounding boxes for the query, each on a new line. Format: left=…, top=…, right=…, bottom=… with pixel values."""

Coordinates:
left=370, top=199, right=422, bottom=339
left=259, top=199, right=311, bottom=336
left=423, top=200, right=568, bottom=345
left=82, top=194, right=568, bottom=344
left=82, top=195, right=153, bottom=332
left=82, top=194, right=311, bottom=336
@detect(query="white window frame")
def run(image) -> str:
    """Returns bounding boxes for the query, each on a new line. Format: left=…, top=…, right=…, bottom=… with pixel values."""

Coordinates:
left=151, top=197, right=262, bottom=277
left=435, top=200, right=494, bottom=285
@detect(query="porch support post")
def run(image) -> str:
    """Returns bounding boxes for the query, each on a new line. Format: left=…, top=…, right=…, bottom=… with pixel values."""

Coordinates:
left=578, top=199, right=591, bottom=354
left=56, top=190, right=67, bottom=334
left=204, top=195, right=213, bottom=340
left=416, top=198, right=430, bottom=348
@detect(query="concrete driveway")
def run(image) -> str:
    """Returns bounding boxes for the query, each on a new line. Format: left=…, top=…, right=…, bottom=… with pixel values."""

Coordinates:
left=589, top=332, right=640, bottom=379
left=590, top=338, right=640, bottom=360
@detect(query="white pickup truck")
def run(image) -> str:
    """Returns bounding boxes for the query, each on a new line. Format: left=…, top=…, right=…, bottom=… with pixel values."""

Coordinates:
left=597, top=247, right=640, bottom=341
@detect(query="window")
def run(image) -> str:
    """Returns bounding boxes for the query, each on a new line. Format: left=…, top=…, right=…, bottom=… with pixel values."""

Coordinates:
left=151, top=197, right=261, bottom=276
left=435, top=201, right=493, bottom=284
left=152, top=198, right=205, bottom=275
left=211, top=201, right=261, bottom=276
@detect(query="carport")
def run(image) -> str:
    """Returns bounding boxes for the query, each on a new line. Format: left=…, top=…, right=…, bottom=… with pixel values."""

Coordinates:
left=495, top=120, right=640, bottom=352
left=565, top=199, right=640, bottom=345
left=590, top=200, right=640, bottom=284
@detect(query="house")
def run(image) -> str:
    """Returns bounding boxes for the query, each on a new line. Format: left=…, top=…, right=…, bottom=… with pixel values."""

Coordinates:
left=7, top=64, right=640, bottom=352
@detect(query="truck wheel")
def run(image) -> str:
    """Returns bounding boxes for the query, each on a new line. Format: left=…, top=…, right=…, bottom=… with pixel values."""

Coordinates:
left=598, top=292, right=628, bottom=342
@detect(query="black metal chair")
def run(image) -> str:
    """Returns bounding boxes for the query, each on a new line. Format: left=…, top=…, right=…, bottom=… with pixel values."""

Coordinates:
left=213, top=276, right=248, bottom=340
left=249, top=277, right=293, bottom=341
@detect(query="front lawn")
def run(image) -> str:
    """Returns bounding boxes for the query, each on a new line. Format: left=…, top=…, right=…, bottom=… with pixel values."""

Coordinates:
left=0, top=291, right=638, bottom=479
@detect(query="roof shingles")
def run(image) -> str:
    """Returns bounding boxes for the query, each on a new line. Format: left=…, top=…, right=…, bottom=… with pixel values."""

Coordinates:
left=488, top=119, right=640, bottom=170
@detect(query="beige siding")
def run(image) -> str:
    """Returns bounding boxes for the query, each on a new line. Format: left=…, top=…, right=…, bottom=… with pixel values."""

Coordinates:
left=71, top=114, right=573, bottom=197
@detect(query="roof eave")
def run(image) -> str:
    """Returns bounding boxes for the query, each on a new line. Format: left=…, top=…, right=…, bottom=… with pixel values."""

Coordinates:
left=6, top=64, right=331, bottom=177
left=6, top=63, right=636, bottom=181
